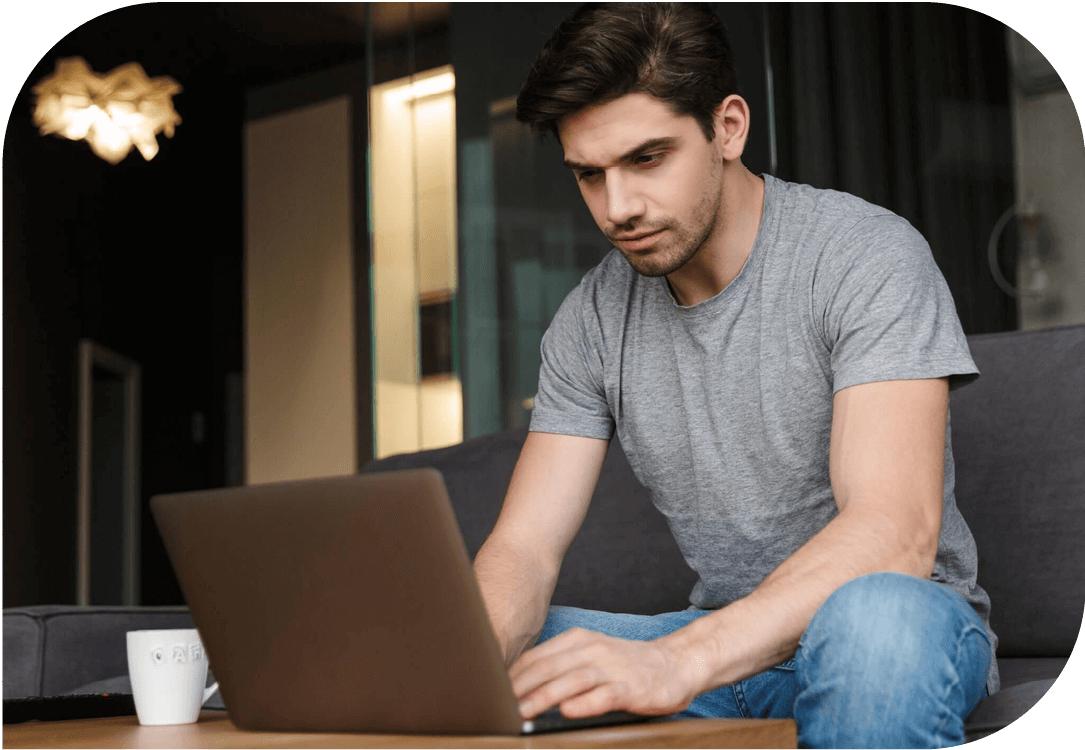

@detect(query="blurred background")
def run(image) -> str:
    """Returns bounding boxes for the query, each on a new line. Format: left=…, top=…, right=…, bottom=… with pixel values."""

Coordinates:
left=4, top=2, right=1083, bottom=607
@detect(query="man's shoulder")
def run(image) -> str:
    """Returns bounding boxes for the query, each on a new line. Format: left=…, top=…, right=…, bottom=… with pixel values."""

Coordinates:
left=767, top=176, right=922, bottom=264
left=569, top=248, right=642, bottom=306
left=770, top=175, right=898, bottom=226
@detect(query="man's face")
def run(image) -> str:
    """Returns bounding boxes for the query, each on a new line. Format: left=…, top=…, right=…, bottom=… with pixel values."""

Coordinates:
left=557, top=93, right=724, bottom=278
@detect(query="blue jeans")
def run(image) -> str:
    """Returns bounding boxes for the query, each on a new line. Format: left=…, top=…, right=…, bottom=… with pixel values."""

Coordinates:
left=535, top=572, right=991, bottom=748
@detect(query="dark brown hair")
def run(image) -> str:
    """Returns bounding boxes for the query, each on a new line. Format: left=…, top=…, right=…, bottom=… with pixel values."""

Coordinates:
left=515, top=3, right=740, bottom=141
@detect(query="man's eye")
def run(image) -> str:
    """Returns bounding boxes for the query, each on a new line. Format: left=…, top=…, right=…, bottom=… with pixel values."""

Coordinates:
left=577, top=153, right=659, bottom=182
left=577, top=170, right=601, bottom=183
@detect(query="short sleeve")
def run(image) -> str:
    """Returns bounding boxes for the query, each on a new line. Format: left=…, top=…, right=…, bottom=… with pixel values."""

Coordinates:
left=528, top=281, right=615, bottom=440
left=815, top=215, right=979, bottom=393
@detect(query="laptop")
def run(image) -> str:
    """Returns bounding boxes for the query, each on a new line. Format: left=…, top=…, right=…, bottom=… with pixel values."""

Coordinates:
left=150, top=468, right=653, bottom=735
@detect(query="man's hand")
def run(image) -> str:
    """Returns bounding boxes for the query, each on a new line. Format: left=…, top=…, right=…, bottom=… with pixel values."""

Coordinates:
left=509, top=628, right=703, bottom=719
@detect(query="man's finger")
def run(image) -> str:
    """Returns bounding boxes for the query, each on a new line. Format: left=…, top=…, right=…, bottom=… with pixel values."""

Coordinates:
left=511, top=639, right=603, bottom=701
left=557, top=683, right=620, bottom=719
left=517, top=664, right=608, bottom=718
left=509, top=627, right=593, bottom=681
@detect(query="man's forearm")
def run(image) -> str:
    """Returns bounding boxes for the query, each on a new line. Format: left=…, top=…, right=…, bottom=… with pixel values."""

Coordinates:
left=474, top=534, right=560, bottom=666
left=658, top=504, right=938, bottom=695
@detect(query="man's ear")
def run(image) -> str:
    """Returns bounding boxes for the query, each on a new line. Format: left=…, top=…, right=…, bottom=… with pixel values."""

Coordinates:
left=712, top=94, right=751, bottom=162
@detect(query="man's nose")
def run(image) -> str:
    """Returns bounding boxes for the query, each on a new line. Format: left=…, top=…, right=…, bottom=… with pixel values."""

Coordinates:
left=605, top=172, right=645, bottom=226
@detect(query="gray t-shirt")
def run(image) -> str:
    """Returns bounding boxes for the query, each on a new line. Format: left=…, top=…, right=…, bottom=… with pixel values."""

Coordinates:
left=528, top=174, right=998, bottom=693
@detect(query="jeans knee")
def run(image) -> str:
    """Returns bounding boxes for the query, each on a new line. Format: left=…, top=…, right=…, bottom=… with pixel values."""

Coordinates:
left=795, top=573, right=992, bottom=747
left=799, top=572, right=987, bottom=681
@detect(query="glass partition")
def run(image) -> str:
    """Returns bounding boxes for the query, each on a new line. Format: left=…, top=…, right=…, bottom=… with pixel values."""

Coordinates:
left=369, top=65, right=461, bottom=458
left=350, top=2, right=1085, bottom=451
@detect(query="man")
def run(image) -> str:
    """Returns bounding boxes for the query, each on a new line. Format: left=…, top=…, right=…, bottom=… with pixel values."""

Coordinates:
left=472, top=4, right=997, bottom=747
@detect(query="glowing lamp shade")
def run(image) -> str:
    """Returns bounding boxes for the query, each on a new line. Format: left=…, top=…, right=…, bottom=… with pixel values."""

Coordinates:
left=32, top=57, right=182, bottom=164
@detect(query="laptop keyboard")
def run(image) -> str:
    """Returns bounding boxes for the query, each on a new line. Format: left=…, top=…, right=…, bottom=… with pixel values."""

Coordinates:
left=521, top=706, right=654, bottom=734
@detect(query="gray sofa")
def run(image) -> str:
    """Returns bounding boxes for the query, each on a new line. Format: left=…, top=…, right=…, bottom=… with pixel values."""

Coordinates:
left=5, top=323, right=1083, bottom=743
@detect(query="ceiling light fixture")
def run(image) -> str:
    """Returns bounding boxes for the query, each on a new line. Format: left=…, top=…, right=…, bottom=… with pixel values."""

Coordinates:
left=32, top=57, right=182, bottom=165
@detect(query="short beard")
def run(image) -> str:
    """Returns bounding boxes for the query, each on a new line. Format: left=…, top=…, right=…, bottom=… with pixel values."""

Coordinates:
left=620, top=157, right=720, bottom=276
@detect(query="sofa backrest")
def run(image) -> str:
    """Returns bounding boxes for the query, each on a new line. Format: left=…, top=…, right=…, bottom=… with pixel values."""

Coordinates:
left=365, top=325, right=1085, bottom=658
left=362, top=429, right=697, bottom=615
left=950, top=323, right=1085, bottom=658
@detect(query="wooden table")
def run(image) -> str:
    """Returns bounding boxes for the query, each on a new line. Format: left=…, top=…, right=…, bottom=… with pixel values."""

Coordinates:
left=4, top=710, right=797, bottom=748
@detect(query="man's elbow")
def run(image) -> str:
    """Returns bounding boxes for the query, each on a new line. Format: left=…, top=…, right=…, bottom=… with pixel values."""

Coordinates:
left=909, top=548, right=938, bottom=581
left=839, top=498, right=941, bottom=580
left=903, top=511, right=942, bottom=580
left=859, top=501, right=941, bottom=580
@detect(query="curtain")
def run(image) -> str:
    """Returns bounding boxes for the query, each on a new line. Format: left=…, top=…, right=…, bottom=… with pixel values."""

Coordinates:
left=766, top=3, right=1018, bottom=334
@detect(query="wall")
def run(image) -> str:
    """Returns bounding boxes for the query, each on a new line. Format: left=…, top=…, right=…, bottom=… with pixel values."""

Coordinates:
left=1009, top=33, right=1085, bottom=329
left=244, top=97, right=358, bottom=484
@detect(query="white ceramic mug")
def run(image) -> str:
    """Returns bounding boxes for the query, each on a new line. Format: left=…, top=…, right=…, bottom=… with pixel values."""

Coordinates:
left=126, top=629, right=220, bottom=725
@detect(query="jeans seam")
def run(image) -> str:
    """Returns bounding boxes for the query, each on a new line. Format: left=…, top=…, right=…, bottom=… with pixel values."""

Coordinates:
left=933, top=622, right=990, bottom=748
left=731, top=681, right=752, bottom=719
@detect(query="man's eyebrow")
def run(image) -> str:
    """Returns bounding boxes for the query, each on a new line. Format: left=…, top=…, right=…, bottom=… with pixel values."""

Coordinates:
left=563, top=137, right=679, bottom=171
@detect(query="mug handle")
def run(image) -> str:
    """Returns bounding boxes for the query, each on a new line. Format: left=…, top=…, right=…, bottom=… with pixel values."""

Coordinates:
left=202, top=682, right=220, bottom=705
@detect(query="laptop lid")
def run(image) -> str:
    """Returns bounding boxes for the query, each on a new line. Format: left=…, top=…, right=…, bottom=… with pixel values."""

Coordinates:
left=151, top=469, right=524, bottom=735
left=152, top=469, right=653, bottom=736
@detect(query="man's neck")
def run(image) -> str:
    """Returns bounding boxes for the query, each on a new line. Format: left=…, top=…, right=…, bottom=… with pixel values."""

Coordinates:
left=668, top=170, right=763, bottom=308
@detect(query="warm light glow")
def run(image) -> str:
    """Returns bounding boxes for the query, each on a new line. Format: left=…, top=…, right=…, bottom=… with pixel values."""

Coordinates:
left=371, top=65, right=461, bottom=458
left=32, top=57, right=182, bottom=164
left=384, top=71, right=455, bottom=104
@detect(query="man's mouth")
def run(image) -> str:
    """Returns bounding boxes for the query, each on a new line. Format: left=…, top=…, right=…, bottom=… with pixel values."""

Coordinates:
left=616, top=229, right=664, bottom=251
left=614, top=232, right=653, bottom=241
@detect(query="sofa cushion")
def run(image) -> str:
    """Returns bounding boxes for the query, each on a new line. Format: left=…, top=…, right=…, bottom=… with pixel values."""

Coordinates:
left=964, top=655, right=1071, bottom=742
left=996, top=656, right=1068, bottom=689
left=65, top=673, right=226, bottom=710
left=951, top=324, right=1085, bottom=657
left=66, top=675, right=135, bottom=696
left=2, top=606, right=195, bottom=698
left=964, top=678, right=1056, bottom=742
left=363, top=429, right=698, bottom=615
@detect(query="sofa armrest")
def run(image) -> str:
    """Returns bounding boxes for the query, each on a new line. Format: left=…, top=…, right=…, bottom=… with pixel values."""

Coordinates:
left=3, top=606, right=193, bottom=699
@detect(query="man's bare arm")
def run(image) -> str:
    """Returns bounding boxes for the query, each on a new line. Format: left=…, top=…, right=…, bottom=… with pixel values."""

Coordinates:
left=650, top=377, right=948, bottom=694
left=474, top=431, right=610, bottom=666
